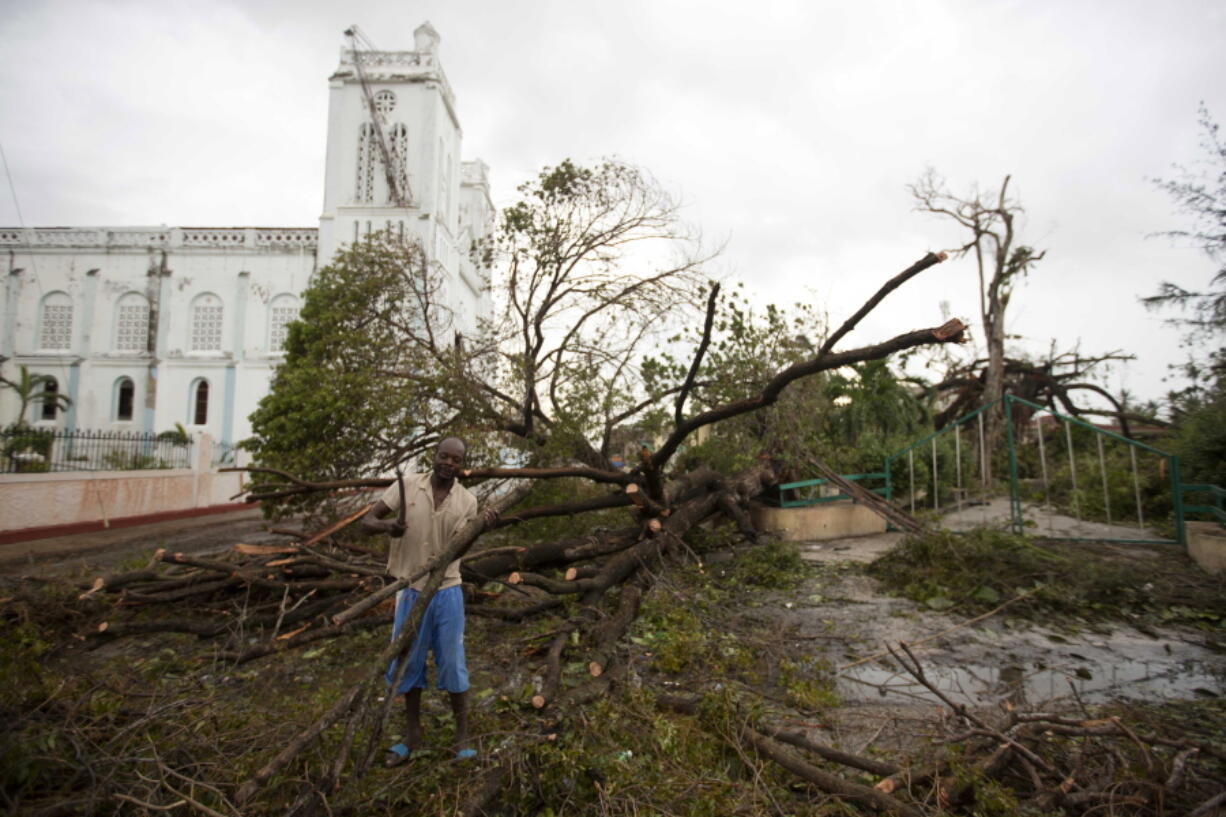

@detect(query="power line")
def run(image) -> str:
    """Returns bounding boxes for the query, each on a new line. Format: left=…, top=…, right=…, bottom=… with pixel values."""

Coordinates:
left=0, top=134, right=28, bottom=230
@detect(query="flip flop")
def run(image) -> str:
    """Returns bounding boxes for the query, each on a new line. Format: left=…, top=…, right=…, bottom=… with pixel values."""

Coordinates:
left=384, top=743, right=413, bottom=768
left=455, top=748, right=477, bottom=760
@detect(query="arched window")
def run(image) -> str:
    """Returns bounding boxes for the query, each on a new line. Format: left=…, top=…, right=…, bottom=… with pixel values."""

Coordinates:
left=114, top=293, right=150, bottom=353
left=190, top=379, right=209, bottom=425
left=190, top=293, right=224, bottom=353
left=114, top=377, right=135, bottom=422
left=356, top=124, right=376, bottom=203
left=39, top=292, right=73, bottom=351
left=39, top=377, right=60, bottom=421
left=268, top=295, right=300, bottom=353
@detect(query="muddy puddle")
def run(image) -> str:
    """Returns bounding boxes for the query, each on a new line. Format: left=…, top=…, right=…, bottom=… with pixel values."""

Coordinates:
left=768, top=568, right=1226, bottom=710
left=840, top=651, right=1224, bottom=708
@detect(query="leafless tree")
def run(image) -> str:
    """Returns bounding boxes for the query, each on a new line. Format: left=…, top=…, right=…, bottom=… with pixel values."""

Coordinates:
left=910, top=170, right=1046, bottom=468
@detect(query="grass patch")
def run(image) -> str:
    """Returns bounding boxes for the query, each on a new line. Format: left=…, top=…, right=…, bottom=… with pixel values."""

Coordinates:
left=868, top=528, right=1226, bottom=629
left=726, top=538, right=809, bottom=589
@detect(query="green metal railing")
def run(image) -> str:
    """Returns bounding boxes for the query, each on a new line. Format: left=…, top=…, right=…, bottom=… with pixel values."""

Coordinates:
left=884, top=400, right=998, bottom=515
left=768, top=473, right=888, bottom=508
left=885, top=395, right=1195, bottom=547
left=1002, top=395, right=1183, bottom=546
left=1183, top=483, right=1226, bottom=527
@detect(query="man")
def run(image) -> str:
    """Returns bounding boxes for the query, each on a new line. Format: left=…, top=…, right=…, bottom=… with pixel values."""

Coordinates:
left=362, top=436, right=486, bottom=767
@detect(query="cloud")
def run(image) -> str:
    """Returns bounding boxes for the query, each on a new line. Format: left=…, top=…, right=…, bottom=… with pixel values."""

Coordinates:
left=2, top=0, right=1223, bottom=402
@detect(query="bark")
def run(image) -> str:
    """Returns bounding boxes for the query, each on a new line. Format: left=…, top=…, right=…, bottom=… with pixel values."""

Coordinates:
left=675, top=282, right=721, bottom=425
left=656, top=695, right=922, bottom=817
left=742, top=728, right=925, bottom=817
left=762, top=725, right=900, bottom=778
left=463, top=527, right=639, bottom=582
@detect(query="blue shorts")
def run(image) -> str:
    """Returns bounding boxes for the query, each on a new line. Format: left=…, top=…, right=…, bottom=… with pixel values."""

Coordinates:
left=386, top=585, right=469, bottom=694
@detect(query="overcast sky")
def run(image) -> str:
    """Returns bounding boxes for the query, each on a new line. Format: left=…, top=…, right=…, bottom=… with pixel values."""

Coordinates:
left=2, top=0, right=1224, bottom=409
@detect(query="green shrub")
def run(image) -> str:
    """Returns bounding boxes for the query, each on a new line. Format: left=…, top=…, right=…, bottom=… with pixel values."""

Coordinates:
left=3, top=425, right=53, bottom=472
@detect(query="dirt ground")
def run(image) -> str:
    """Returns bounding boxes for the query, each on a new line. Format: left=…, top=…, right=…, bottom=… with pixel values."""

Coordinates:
left=0, top=507, right=282, bottom=577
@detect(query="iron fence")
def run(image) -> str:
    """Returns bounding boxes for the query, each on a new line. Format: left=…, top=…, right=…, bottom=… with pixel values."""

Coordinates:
left=212, top=440, right=240, bottom=467
left=1, top=427, right=194, bottom=473
left=884, top=396, right=1187, bottom=546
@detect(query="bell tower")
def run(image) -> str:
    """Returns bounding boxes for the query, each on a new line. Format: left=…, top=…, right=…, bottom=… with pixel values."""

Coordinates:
left=317, top=22, right=461, bottom=270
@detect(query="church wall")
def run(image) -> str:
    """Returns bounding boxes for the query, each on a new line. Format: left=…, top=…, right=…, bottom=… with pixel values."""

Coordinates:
left=3, top=23, right=493, bottom=453
left=1, top=230, right=315, bottom=445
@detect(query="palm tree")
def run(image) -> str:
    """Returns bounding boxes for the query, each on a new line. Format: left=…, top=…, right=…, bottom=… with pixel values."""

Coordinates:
left=0, top=364, right=73, bottom=427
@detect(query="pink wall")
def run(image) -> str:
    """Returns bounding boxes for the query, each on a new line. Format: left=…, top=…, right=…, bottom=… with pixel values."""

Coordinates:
left=0, top=468, right=245, bottom=533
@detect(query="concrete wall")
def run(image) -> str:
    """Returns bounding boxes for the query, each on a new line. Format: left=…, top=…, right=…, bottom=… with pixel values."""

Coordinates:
left=0, top=433, right=243, bottom=535
left=750, top=500, right=887, bottom=542
left=1188, top=521, right=1226, bottom=576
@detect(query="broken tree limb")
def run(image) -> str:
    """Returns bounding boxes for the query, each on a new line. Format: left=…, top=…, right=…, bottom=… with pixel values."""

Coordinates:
left=531, top=628, right=573, bottom=709
left=493, top=492, right=634, bottom=527
left=742, top=728, right=925, bottom=817
left=655, top=694, right=922, bottom=817
left=887, top=642, right=1067, bottom=782
left=301, top=503, right=375, bottom=548
left=805, top=456, right=922, bottom=533
left=675, top=282, right=721, bottom=426
left=716, top=492, right=758, bottom=542
left=461, top=527, right=638, bottom=582
left=224, top=465, right=391, bottom=502
left=648, top=313, right=967, bottom=472
left=623, top=482, right=666, bottom=517
left=327, top=578, right=405, bottom=626
left=564, top=565, right=598, bottom=582
left=818, top=251, right=948, bottom=358
left=509, top=571, right=595, bottom=595
left=225, top=611, right=393, bottom=664
left=588, top=577, right=646, bottom=677
left=463, top=465, right=633, bottom=485
left=761, top=725, right=900, bottom=778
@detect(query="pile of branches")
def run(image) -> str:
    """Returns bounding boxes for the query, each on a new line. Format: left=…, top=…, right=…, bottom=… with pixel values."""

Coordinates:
left=82, top=464, right=769, bottom=675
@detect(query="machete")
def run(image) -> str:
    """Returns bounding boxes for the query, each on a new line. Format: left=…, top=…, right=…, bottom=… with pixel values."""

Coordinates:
left=395, top=462, right=406, bottom=533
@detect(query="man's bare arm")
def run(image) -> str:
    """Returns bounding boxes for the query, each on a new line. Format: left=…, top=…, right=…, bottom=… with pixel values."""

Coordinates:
left=361, top=500, right=405, bottom=537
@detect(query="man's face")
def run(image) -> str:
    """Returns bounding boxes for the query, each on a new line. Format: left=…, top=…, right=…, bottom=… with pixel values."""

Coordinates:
left=433, top=439, right=466, bottom=481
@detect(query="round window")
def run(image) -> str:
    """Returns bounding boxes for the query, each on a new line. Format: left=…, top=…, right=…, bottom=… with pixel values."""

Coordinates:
left=374, top=90, right=396, bottom=114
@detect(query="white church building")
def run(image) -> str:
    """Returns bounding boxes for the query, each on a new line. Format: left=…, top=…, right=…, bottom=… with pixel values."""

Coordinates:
left=0, top=23, right=493, bottom=452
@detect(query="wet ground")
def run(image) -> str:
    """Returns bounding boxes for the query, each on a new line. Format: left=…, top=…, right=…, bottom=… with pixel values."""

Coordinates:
left=789, top=520, right=1223, bottom=720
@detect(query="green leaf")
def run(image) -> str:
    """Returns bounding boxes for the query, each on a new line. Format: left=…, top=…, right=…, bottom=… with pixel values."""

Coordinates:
left=972, top=586, right=1001, bottom=604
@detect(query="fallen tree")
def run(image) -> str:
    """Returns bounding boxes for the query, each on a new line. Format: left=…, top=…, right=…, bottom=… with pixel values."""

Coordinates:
left=77, top=243, right=974, bottom=811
